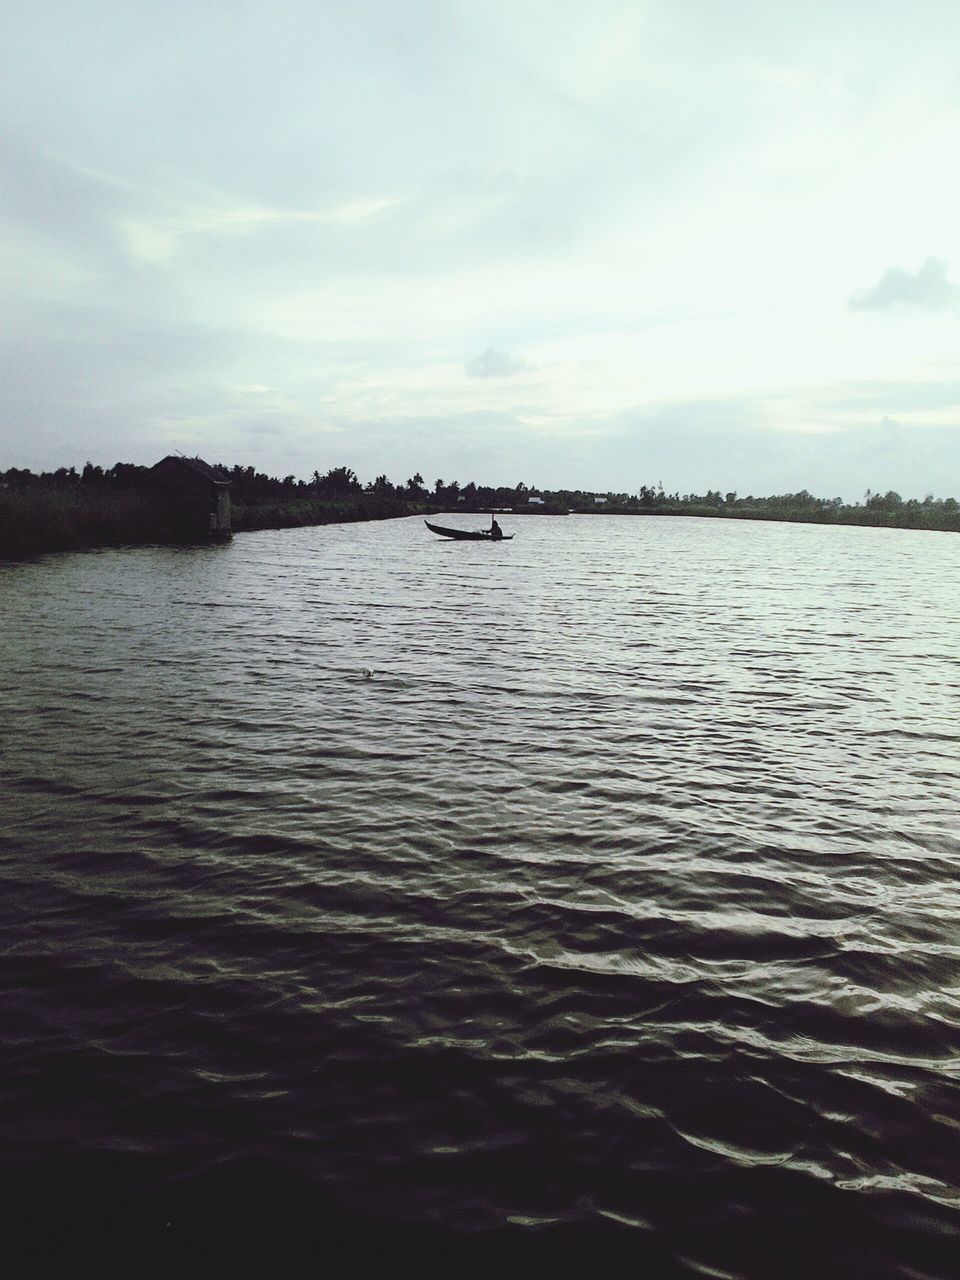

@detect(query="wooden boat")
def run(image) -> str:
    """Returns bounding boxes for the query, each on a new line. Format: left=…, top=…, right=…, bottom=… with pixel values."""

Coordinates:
left=424, top=520, right=514, bottom=541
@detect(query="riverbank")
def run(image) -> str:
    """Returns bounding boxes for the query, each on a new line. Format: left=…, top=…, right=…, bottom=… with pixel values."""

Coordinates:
left=0, top=487, right=431, bottom=558
left=591, top=499, right=960, bottom=532
left=4, top=488, right=960, bottom=559
left=0, top=487, right=176, bottom=558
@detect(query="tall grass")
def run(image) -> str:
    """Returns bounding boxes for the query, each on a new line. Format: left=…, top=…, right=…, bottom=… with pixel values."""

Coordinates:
left=232, top=493, right=412, bottom=530
left=0, top=487, right=421, bottom=558
left=0, top=488, right=178, bottom=558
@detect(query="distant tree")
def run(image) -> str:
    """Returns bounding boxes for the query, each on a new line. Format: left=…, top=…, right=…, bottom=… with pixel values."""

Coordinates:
left=866, top=489, right=903, bottom=512
left=366, top=474, right=396, bottom=498
left=318, top=467, right=361, bottom=496
left=104, top=462, right=149, bottom=488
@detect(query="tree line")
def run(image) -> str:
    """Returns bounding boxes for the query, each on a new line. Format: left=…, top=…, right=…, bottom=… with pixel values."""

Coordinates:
left=3, top=461, right=960, bottom=557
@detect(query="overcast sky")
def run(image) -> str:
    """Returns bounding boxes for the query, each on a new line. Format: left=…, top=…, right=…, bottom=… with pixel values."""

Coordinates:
left=4, top=0, right=960, bottom=499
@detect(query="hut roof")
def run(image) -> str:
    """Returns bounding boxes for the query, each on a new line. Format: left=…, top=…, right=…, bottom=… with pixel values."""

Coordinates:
left=150, top=455, right=231, bottom=485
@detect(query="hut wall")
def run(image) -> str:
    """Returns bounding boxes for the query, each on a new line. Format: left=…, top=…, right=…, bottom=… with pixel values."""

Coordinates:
left=149, top=458, right=232, bottom=541
left=213, top=486, right=231, bottom=535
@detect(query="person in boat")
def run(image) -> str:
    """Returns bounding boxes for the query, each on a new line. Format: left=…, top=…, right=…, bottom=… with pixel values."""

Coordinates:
left=489, top=515, right=503, bottom=540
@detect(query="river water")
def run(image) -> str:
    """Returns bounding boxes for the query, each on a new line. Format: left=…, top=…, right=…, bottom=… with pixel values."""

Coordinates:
left=2, top=514, right=959, bottom=1277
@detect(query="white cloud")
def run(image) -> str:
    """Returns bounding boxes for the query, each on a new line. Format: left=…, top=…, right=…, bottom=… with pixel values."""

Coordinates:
left=466, top=348, right=532, bottom=378
left=848, top=257, right=960, bottom=312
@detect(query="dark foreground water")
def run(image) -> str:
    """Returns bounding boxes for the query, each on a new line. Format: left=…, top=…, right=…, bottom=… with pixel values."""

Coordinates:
left=2, top=514, right=959, bottom=1278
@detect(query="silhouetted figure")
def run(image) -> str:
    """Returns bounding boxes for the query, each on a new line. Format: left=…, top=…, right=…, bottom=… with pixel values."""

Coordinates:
left=490, top=516, right=503, bottom=540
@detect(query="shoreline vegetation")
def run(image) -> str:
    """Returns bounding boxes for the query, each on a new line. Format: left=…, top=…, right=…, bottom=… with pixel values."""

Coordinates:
left=3, top=461, right=960, bottom=558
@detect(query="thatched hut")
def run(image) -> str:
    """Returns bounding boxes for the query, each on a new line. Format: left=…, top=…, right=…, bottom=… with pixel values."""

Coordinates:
left=148, top=455, right=231, bottom=541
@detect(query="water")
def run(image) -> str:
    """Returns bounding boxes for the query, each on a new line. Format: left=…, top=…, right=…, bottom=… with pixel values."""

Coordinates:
left=2, top=514, right=959, bottom=1277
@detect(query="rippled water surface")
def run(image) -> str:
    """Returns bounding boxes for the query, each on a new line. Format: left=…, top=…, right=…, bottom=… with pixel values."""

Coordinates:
left=2, top=514, right=960, bottom=1277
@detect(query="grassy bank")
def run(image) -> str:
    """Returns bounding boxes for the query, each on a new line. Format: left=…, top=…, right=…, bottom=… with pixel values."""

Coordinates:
left=4, top=466, right=960, bottom=559
left=232, top=493, right=414, bottom=531
left=590, top=499, right=960, bottom=533
left=0, top=486, right=430, bottom=558
left=0, top=487, right=181, bottom=558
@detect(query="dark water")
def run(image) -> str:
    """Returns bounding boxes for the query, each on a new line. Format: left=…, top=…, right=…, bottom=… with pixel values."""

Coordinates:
left=2, top=514, right=959, bottom=1277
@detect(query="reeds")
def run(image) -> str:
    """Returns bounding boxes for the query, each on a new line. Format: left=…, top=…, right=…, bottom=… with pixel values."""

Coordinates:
left=0, top=487, right=178, bottom=557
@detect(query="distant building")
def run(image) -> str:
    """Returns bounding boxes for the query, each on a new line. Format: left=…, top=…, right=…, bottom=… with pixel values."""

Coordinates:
left=148, top=455, right=232, bottom=541
left=527, top=496, right=545, bottom=505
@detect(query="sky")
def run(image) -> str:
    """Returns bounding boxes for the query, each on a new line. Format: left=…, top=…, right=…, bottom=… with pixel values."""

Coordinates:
left=4, top=0, right=960, bottom=500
